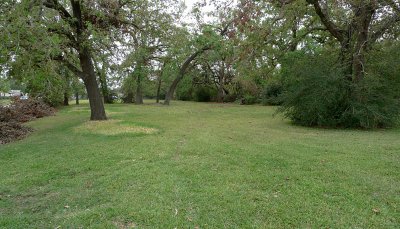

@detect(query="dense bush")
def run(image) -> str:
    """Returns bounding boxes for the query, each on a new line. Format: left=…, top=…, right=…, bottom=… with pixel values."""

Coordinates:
left=239, top=94, right=259, bottom=105
left=176, top=76, right=194, bottom=101
left=278, top=49, right=400, bottom=129
left=194, top=87, right=217, bottom=102
left=230, top=78, right=261, bottom=105
left=348, top=43, right=400, bottom=128
left=262, top=81, right=283, bottom=105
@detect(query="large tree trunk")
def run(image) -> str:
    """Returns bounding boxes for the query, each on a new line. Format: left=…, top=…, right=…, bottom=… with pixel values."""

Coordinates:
left=352, top=4, right=374, bottom=83
left=307, top=0, right=375, bottom=83
left=79, top=49, right=107, bottom=120
left=69, top=0, right=107, bottom=120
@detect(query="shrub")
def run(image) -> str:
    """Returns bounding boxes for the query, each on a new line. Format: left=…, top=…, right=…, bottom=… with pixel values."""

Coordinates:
left=239, top=94, right=259, bottom=105
left=194, top=87, right=217, bottom=102
left=278, top=49, right=400, bottom=129
left=262, top=81, right=283, bottom=105
left=176, top=76, right=194, bottom=101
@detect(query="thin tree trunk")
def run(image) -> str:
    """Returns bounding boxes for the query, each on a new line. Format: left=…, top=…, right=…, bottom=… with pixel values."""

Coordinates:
left=94, top=59, right=112, bottom=104
left=63, top=92, right=69, bottom=106
left=156, top=75, right=162, bottom=103
left=135, top=74, right=143, bottom=104
left=216, top=62, right=225, bottom=103
left=75, top=92, right=79, bottom=105
left=217, top=85, right=224, bottom=103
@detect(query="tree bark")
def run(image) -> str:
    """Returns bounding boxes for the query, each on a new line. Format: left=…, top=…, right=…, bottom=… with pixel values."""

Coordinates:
left=94, top=59, right=112, bottom=104
left=164, top=72, right=184, bottom=105
left=352, top=4, right=374, bottom=82
left=308, top=0, right=375, bottom=83
left=79, top=48, right=107, bottom=120
left=71, top=0, right=107, bottom=120
left=217, top=84, right=224, bottom=103
left=75, top=92, right=79, bottom=105
left=63, top=92, right=69, bottom=106
left=156, top=74, right=162, bottom=103
left=135, top=74, right=143, bottom=104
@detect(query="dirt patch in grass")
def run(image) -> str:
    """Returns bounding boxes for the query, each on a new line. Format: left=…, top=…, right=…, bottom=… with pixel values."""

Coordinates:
left=74, top=120, right=158, bottom=136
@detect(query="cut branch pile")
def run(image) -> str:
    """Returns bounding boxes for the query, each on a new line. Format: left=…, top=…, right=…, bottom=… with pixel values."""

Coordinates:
left=0, top=121, right=33, bottom=144
left=0, top=98, right=55, bottom=144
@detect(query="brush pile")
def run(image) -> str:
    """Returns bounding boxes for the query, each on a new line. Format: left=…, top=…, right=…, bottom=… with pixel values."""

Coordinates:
left=0, top=98, right=55, bottom=144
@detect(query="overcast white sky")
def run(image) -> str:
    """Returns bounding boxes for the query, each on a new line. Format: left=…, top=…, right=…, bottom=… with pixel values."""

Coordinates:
left=183, top=0, right=215, bottom=24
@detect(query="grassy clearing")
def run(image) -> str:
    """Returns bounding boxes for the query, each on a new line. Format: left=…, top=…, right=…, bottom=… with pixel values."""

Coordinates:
left=0, top=101, right=399, bottom=228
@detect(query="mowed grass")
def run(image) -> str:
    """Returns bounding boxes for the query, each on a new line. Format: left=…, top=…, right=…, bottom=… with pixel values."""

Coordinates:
left=0, top=101, right=399, bottom=228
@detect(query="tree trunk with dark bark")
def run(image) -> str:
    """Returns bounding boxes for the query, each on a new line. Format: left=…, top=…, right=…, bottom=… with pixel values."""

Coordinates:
left=75, top=92, right=79, bottom=105
left=72, top=0, right=107, bottom=120
left=79, top=48, right=107, bottom=120
left=63, top=92, right=69, bottom=106
left=307, top=0, right=376, bottom=83
left=94, top=59, right=112, bottom=104
left=164, top=73, right=184, bottom=105
left=217, top=84, right=224, bottom=103
left=156, top=74, right=162, bottom=103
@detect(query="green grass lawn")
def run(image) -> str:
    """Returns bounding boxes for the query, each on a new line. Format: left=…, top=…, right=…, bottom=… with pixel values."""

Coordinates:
left=1, top=101, right=399, bottom=228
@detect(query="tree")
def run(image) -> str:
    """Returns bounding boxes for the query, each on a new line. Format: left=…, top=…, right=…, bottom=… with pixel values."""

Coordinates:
left=117, top=0, right=182, bottom=104
left=305, top=0, right=400, bottom=82
left=163, top=21, right=235, bottom=105
left=41, top=0, right=112, bottom=120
